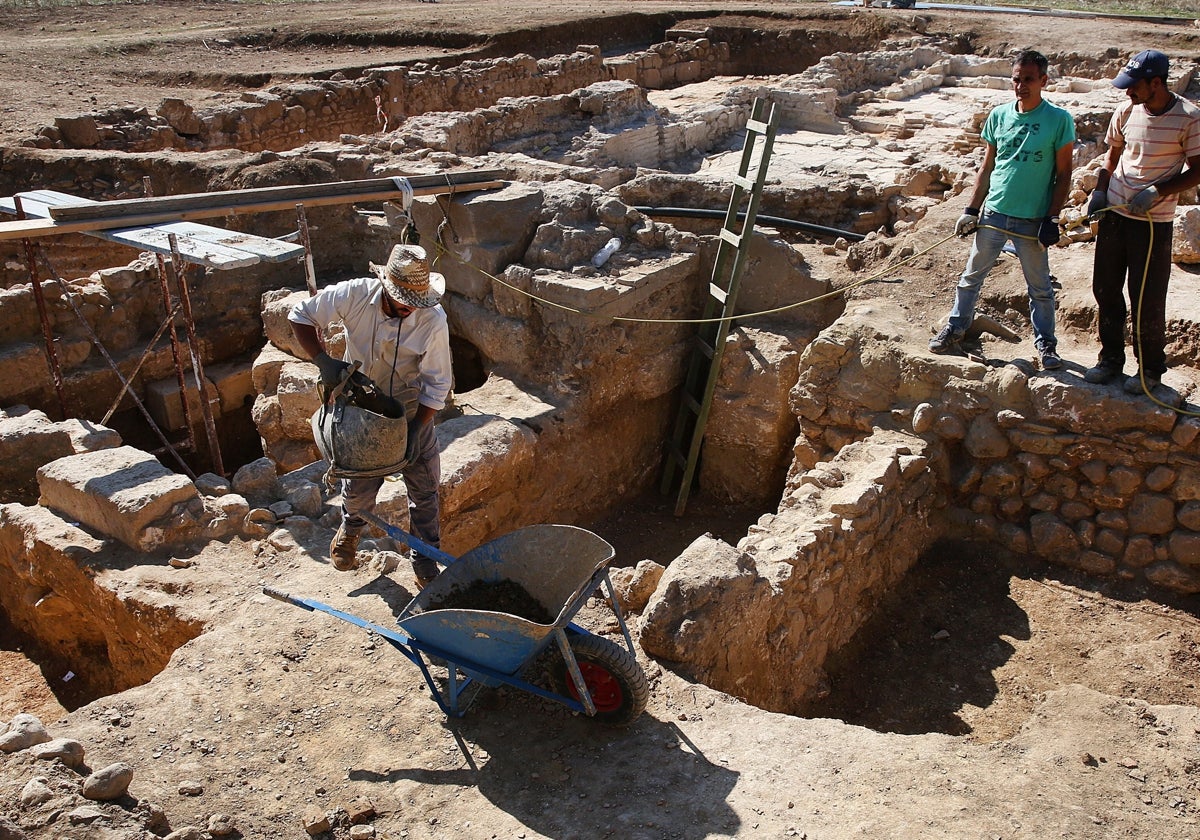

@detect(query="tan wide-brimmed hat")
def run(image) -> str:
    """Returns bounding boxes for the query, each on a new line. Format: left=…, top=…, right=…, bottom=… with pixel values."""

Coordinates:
left=370, top=244, right=445, bottom=308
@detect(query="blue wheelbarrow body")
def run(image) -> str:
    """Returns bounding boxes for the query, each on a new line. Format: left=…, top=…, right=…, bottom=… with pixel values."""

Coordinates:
left=264, top=512, right=647, bottom=724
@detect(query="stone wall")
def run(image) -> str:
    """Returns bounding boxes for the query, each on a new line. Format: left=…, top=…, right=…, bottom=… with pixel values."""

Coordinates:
left=23, top=39, right=736, bottom=155
left=792, top=302, right=1200, bottom=595
left=641, top=427, right=939, bottom=714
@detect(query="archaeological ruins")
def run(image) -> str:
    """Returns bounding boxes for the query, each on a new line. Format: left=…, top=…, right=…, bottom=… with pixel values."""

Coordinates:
left=0, top=4, right=1199, bottom=839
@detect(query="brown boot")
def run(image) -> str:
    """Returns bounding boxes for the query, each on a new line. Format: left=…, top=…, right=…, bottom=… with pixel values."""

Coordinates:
left=329, top=524, right=360, bottom=571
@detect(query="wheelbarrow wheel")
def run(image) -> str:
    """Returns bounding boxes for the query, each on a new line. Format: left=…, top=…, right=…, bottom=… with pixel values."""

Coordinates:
left=553, top=634, right=648, bottom=726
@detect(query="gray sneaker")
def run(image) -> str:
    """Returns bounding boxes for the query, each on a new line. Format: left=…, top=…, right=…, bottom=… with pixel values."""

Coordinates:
left=929, top=324, right=964, bottom=355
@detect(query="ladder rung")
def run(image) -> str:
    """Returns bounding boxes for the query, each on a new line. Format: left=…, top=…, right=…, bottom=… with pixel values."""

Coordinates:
left=666, top=446, right=687, bottom=468
left=719, top=228, right=741, bottom=247
left=682, top=392, right=703, bottom=414
left=692, top=335, right=715, bottom=358
left=746, top=119, right=769, bottom=134
left=709, top=283, right=727, bottom=303
left=731, top=175, right=753, bottom=191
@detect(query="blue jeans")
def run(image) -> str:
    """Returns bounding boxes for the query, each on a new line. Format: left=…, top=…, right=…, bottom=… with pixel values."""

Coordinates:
left=341, top=419, right=441, bottom=579
left=947, top=210, right=1057, bottom=350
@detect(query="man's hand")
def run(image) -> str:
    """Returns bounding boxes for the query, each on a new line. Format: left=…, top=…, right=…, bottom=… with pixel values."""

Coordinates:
left=1128, top=185, right=1160, bottom=216
left=1086, top=188, right=1108, bottom=220
left=1038, top=217, right=1061, bottom=248
left=955, top=209, right=979, bottom=237
left=313, top=352, right=350, bottom=388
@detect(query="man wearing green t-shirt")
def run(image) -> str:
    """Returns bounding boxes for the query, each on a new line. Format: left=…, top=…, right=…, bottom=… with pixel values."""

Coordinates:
left=929, top=50, right=1076, bottom=369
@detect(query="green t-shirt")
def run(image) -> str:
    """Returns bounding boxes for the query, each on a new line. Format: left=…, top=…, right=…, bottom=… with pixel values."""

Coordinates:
left=981, top=99, right=1075, bottom=220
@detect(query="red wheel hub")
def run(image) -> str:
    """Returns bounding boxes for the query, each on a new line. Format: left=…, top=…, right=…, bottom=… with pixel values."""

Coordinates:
left=568, top=661, right=624, bottom=712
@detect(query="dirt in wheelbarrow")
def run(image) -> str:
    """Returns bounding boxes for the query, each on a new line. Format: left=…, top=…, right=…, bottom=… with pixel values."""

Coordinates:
left=424, top=579, right=554, bottom=624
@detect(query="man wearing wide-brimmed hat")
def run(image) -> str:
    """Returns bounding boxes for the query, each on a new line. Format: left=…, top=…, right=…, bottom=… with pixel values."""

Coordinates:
left=289, top=244, right=451, bottom=587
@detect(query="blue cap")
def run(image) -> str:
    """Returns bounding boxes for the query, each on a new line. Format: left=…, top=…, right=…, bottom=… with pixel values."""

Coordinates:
left=1113, top=50, right=1169, bottom=89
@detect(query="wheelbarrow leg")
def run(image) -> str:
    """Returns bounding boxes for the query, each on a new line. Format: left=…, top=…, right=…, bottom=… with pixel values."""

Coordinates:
left=554, top=629, right=596, bottom=717
left=598, top=569, right=635, bottom=654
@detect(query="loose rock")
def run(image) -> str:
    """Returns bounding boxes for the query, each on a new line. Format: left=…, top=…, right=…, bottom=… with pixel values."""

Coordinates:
left=82, top=762, right=134, bottom=800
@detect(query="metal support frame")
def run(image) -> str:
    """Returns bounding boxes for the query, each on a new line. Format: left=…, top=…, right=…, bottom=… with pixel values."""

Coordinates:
left=14, top=196, right=68, bottom=419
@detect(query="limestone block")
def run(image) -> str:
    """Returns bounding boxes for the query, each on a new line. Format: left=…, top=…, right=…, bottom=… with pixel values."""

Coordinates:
left=157, top=98, right=201, bottom=135
left=55, top=115, right=100, bottom=148
left=261, top=290, right=309, bottom=359
left=0, top=343, right=53, bottom=401
left=1028, top=377, right=1176, bottom=434
left=279, top=473, right=325, bottom=518
left=145, top=375, right=220, bottom=432
left=57, top=418, right=121, bottom=453
left=1029, top=513, right=1079, bottom=558
left=1121, top=534, right=1154, bottom=569
left=609, top=559, right=665, bottom=613
left=1128, top=493, right=1175, bottom=535
left=82, top=762, right=133, bottom=801
left=1172, top=466, right=1200, bottom=501
left=0, top=285, right=40, bottom=344
left=700, top=327, right=802, bottom=505
left=966, top=414, right=1009, bottom=458
left=251, top=342, right=299, bottom=397
left=29, top=738, right=85, bottom=768
left=207, top=358, right=255, bottom=415
left=1173, top=207, right=1200, bottom=264
left=232, top=457, right=280, bottom=506
left=276, top=361, right=322, bottom=439
left=1145, top=560, right=1200, bottom=594
left=1168, top=531, right=1200, bottom=567
left=0, top=407, right=75, bottom=502
left=0, top=713, right=50, bottom=752
left=37, top=446, right=198, bottom=551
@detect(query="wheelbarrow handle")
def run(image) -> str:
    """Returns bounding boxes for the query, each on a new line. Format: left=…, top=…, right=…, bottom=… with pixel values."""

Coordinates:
left=263, top=586, right=315, bottom=611
left=359, top=511, right=458, bottom=568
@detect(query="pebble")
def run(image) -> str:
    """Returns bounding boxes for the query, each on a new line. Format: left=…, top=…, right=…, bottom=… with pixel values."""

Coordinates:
left=29, top=737, right=86, bottom=769
left=208, top=813, right=237, bottom=836
left=178, top=779, right=204, bottom=795
left=19, top=777, right=53, bottom=807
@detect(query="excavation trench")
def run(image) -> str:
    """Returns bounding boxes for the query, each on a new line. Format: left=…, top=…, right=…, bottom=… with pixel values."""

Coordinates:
left=2, top=20, right=1199, bottom=728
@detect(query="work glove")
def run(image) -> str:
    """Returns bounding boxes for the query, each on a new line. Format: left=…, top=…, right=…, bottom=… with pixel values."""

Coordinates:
left=954, top=209, right=979, bottom=237
left=1086, top=188, right=1108, bottom=220
left=1128, top=185, right=1160, bottom=216
left=313, top=352, right=350, bottom=389
left=404, top=419, right=423, bottom=465
left=1038, top=217, right=1060, bottom=248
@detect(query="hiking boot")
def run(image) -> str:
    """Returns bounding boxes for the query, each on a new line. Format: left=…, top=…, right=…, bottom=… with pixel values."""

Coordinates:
left=1123, top=372, right=1161, bottom=395
left=929, top=324, right=964, bottom=355
left=412, top=563, right=439, bottom=591
left=1083, top=361, right=1122, bottom=385
left=1039, top=347, right=1062, bottom=370
left=329, top=524, right=360, bottom=571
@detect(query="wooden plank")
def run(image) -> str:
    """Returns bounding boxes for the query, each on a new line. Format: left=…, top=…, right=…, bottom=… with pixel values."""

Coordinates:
left=47, top=170, right=505, bottom=222
left=0, top=178, right=505, bottom=244
left=0, top=191, right=303, bottom=269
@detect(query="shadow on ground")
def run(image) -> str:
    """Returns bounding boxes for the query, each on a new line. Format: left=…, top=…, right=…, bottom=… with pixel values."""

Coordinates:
left=808, top=539, right=1031, bottom=736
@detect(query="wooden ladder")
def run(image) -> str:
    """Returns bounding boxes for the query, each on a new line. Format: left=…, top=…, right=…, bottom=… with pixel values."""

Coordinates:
left=660, top=97, right=779, bottom=516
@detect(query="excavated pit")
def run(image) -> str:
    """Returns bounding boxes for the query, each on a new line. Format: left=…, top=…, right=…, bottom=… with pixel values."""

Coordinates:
left=2, top=13, right=1200, bottom=729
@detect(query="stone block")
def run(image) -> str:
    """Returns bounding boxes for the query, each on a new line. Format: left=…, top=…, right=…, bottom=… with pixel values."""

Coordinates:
left=1144, top=560, right=1200, bottom=594
left=261, top=290, right=309, bottom=359
left=1168, top=531, right=1200, bottom=567
left=207, top=358, right=255, bottom=415
left=0, top=407, right=75, bottom=502
left=55, top=114, right=100, bottom=148
left=145, top=375, right=220, bottom=432
left=1028, top=377, right=1176, bottom=435
left=37, top=446, right=198, bottom=551
left=1127, top=493, right=1175, bottom=535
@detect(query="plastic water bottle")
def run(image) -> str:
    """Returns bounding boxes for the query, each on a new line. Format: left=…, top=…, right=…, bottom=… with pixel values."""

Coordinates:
left=592, top=237, right=621, bottom=268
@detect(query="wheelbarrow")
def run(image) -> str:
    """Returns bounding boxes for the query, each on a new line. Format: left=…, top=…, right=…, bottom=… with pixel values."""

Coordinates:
left=264, top=511, right=648, bottom=725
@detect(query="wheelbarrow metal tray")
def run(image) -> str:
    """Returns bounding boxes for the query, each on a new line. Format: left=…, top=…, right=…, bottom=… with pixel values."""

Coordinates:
left=399, top=524, right=614, bottom=675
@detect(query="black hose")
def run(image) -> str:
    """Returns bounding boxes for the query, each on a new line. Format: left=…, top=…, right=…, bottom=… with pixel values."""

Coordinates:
left=633, top=206, right=866, bottom=242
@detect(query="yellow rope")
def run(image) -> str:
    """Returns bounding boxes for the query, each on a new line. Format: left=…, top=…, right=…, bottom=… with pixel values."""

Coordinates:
left=428, top=231, right=958, bottom=326
left=428, top=211, right=1196, bottom=416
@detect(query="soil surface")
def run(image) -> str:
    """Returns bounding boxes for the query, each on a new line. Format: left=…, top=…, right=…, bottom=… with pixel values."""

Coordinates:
left=1, top=2, right=1200, bottom=840
left=424, top=579, right=554, bottom=624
